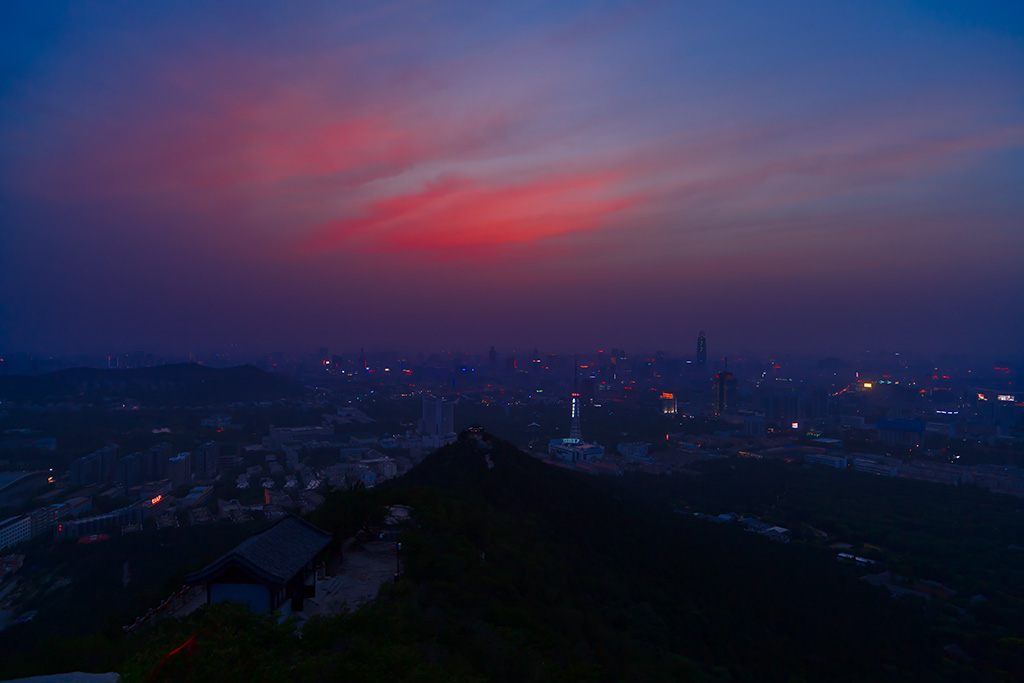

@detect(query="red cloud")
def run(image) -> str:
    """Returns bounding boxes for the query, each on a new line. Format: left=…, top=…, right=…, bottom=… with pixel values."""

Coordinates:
left=10, top=43, right=532, bottom=211
left=300, top=170, right=641, bottom=257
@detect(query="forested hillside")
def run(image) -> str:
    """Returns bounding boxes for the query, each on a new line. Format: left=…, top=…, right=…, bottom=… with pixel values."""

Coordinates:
left=118, top=433, right=989, bottom=682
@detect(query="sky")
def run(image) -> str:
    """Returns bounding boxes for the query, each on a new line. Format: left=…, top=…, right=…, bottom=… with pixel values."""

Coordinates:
left=1, top=1, right=1022, bottom=358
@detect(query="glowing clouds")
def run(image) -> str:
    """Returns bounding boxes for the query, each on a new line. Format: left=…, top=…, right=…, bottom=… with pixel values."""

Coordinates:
left=2, top=1, right=1023, bottom=354
left=300, top=170, right=641, bottom=256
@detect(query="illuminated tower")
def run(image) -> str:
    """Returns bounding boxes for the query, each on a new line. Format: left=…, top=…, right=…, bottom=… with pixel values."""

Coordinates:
left=548, top=359, right=605, bottom=462
left=570, top=361, right=582, bottom=441
left=697, top=331, right=707, bottom=367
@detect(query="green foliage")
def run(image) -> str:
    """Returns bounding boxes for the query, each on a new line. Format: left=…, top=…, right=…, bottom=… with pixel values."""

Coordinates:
left=307, top=485, right=377, bottom=541
left=615, top=457, right=1024, bottom=679
left=0, top=522, right=259, bottom=680
left=123, top=435, right=956, bottom=680
left=122, top=603, right=301, bottom=682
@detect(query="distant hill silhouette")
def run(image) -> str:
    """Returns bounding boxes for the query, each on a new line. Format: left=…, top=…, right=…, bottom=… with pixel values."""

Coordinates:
left=0, top=363, right=301, bottom=405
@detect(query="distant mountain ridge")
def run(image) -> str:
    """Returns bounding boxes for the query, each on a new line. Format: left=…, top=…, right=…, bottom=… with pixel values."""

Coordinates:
left=0, top=363, right=301, bottom=405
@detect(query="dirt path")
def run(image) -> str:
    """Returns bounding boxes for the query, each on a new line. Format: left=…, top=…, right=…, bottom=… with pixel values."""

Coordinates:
left=300, top=540, right=398, bottom=622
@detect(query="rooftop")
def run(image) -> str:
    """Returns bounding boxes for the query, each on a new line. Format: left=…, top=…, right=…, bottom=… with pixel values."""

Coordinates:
left=185, top=514, right=331, bottom=586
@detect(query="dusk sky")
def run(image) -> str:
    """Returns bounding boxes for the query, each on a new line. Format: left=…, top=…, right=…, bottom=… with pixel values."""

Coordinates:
left=2, top=1, right=1022, bottom=358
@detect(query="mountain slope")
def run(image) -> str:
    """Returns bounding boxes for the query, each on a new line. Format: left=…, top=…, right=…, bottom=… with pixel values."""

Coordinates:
left=120, top=431, right=965, bottom=682
left=380, top=434, right=950, bottom=681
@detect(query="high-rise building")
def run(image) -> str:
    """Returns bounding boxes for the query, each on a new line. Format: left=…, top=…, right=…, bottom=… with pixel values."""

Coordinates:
left=69, top=445, right=120, bottom=487
left=713, top=359, right=737, bottom=417
left=70, top=453, right=100, bottom=487
left=29, top=504, right=63, bottom=540
left=116, top=452, right=145, bottom=488
left=166, top=453, right=192, bottom=489
left=148, top=443, right=173, bottom=480
left=697, top=331, right=707, bottom=367
left=192, top=442, right=220, bottom=481
left=763, top=390, right=801, bottom=422
left=569, top=388, right=582, bottom=441
left=419, top=397, right=456, bottom=450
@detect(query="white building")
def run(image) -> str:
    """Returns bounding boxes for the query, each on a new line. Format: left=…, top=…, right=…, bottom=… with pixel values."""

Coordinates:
left=0, top=515, right=33, bottom=551
left=854, top=458, right=898, bottom=477
left=550, top=439, right=605, bottom=462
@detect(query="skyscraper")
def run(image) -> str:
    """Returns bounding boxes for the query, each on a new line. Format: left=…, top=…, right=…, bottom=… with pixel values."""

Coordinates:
left=713, top=359, right=737, bottom=417
left=419, top=396, right=456, bottom=450
left=570, top=358, right=582, bottom=440
left=697, top=331, right=707, bottom=367
left=569, top=390, right=582, bottom=441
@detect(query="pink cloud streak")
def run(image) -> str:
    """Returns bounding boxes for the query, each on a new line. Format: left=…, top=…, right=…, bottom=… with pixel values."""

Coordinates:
left=299, top=170, right=642, bottom=257
left=7, top=37, right=1020, bottom=272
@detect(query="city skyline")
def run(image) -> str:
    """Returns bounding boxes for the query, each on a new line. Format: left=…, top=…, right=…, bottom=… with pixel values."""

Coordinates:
left=2, top=1, right=1022, bottom=357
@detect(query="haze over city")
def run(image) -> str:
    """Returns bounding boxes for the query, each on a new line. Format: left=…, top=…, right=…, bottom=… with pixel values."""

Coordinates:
left=2, top=1, right=1022, bottom=357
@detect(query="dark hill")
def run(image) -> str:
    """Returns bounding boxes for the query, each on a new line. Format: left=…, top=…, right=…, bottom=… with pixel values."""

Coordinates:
left=377, top=434, right=949, bottom=681
left=120, top=432, right=965, bottom=682
left=0, top=363, right=301, bottom=405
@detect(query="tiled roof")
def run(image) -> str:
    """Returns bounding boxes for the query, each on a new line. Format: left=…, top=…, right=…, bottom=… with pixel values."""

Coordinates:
left=186, top=514, right=331, bottom=586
